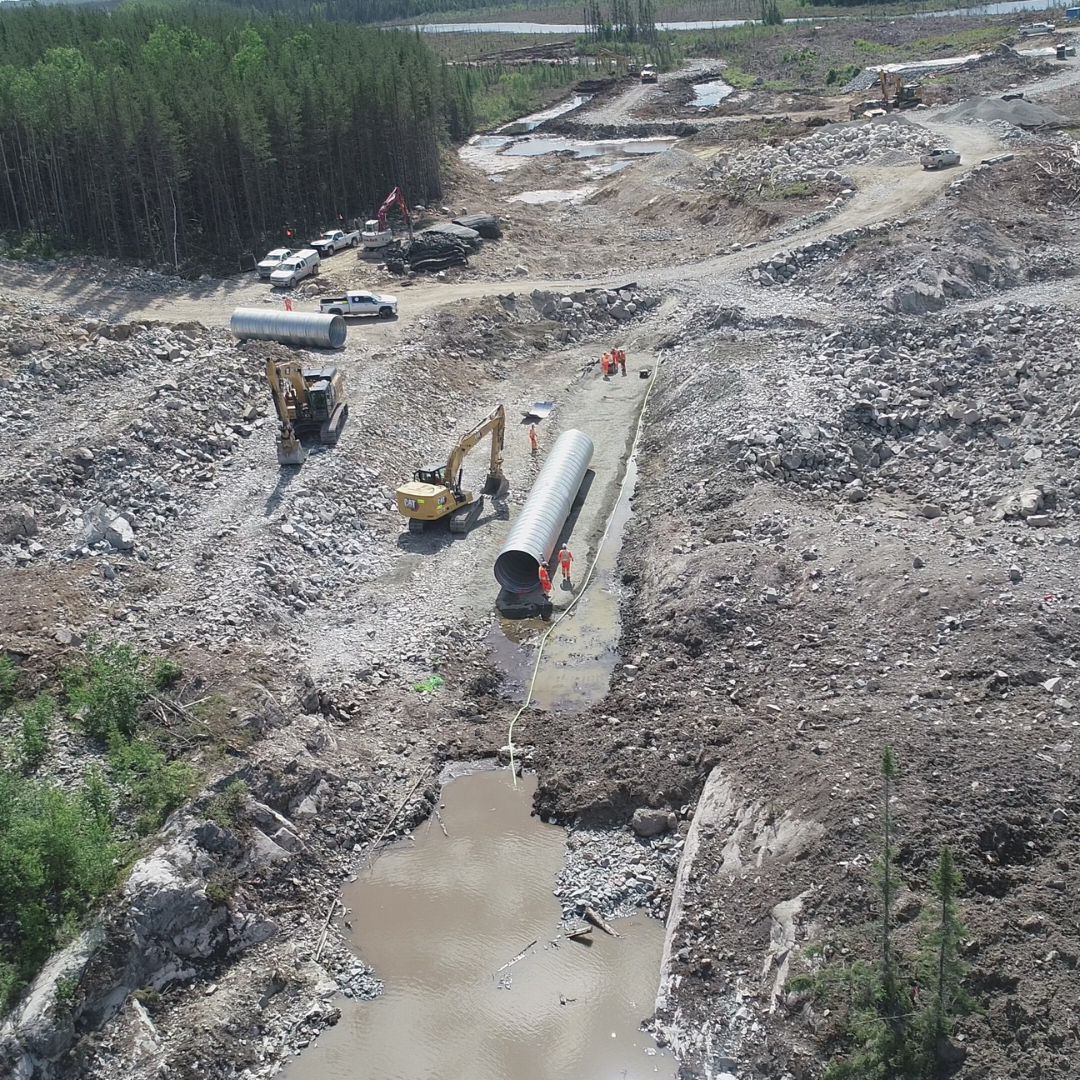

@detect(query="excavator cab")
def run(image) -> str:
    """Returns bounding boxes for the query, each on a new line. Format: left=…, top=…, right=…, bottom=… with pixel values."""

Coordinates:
left=415, top=464, right=450, bottom=487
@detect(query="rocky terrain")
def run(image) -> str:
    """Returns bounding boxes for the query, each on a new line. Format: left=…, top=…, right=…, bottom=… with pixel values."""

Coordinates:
left=2, top=23, right=1080, bottom=1080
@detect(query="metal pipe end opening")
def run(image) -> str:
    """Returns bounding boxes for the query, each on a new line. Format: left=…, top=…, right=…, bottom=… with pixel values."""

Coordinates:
left=494, top=549, right=540, bottom=594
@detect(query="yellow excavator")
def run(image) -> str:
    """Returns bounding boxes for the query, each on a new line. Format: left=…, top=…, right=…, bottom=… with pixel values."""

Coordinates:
left=266, top=358, right=348, bottom=465
left=396, top=405, right=508, bottom=534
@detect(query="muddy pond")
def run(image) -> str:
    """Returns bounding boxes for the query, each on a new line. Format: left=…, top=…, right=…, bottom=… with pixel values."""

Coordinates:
left=281, top=769, right=672, bottom=1080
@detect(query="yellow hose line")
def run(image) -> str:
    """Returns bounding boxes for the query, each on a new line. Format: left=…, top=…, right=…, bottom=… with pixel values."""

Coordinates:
left=507, top=360, right=660, bottom=785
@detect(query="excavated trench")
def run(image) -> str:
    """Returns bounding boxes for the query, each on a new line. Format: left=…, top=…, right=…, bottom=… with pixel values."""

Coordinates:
left=282, top=208, right=667, bottom=1075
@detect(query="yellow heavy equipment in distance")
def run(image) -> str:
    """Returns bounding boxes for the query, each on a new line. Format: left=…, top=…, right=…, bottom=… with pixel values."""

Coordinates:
left=396, top=405, right=508, bottom=534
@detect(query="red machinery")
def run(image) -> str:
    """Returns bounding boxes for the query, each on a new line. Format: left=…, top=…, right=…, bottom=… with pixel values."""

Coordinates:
left=377, top=187, right=413, bottom=239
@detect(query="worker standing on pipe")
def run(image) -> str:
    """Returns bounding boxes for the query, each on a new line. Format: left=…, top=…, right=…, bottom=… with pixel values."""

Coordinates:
left=528, top=424, right=538, bottom=454
left=558, top=544, right=574, bottom=585
left=538, top=562, right=552, bottom=598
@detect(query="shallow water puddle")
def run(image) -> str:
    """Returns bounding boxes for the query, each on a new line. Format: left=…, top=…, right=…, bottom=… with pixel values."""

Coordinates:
left=496, top=93, right=592, bottom=134
left=281, top=770, right=671, bottom=1080
left=691, top=78, right=734, bottom=108
left=509, top=185, right=598, bottom=205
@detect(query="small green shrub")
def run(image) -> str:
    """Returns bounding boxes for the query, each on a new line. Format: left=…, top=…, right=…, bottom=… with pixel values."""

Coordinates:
left=207, top=780, right=249, bottom=829
left=0, top=655, right=16, bottom=709
left=17, top=694, right=54, bottom=771
left=205, top=870, right=238, bottom=906
left=0, top=769, right=121, bottom=1013
left=826, top=64, right=861, bottom=86
left=109, top=736, right=197, bottom=835
left=66, top=644, right=147, bottom=741
left=151, top=659, right=182, bottom=692
left=81, top=766, right=112, bottom=827
left=54, top=974, right=78, bottom=1014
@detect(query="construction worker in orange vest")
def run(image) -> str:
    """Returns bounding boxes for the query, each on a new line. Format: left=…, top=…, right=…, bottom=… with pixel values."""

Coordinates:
left=558, top=543, right=573, bottom=584
left=528, top=423, right=538, bottom=454
left=617, top=348, right=626, bottom=376
left=538, top=561, right=552, bottom=598
left=601, top=353, right=611, bottom=379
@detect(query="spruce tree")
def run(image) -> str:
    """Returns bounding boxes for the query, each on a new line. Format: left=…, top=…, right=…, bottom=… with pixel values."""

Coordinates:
left=916, top=847, right=975, bottom=1077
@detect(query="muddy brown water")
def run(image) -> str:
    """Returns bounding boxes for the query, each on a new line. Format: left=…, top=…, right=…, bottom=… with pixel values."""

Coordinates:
left=281, top=769, right=672, bottom=1080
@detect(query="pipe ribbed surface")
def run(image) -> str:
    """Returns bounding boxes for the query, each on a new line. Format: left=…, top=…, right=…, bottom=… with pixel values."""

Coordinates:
left=495, top=429, right=594, bottom=593
left=230, top=308, right=346, bottom=349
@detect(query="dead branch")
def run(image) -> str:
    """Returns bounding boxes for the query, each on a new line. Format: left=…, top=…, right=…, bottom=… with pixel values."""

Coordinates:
left=583, top=906, right=621, bottom=937
left=495, top=939, right=538, bottom=976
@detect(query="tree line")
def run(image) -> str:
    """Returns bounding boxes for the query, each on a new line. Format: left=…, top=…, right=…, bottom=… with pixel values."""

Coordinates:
left=0, top=3, right=484, bottom=269
left=583, top=0, right=659, bottom=43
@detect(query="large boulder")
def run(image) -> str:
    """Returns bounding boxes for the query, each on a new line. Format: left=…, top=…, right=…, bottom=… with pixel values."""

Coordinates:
left=0, top=503, right=37, bottom=544
left=631, top=807, right=677, bottom=837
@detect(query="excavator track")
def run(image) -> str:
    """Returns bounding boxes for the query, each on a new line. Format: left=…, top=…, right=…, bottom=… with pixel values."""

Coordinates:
left=448, top=496, right=484, bottom=534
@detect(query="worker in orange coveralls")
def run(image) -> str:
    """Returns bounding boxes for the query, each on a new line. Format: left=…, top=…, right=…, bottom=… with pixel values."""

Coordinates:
left=528, top=423, right=538, bottom=454
left=538, top=562, right=552, bottom=598
left=617, top=348, right=627, bottom=376
left=558, top=543, right=574, bottom=584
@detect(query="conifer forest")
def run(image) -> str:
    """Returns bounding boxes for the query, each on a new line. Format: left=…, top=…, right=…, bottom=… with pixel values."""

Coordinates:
left=0, top=4, right=492, bottom=268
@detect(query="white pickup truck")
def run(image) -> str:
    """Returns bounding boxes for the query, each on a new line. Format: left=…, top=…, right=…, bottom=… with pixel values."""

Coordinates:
left=319, top=290, right=398, bottom=318
left=256, top=248, right=293, bottom=279
left=920, top=147, right=961, bottom=170
left=310, top=229, right=360, bottom=257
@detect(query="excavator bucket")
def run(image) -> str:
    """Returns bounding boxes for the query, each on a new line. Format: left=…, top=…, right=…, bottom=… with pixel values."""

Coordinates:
left=277, top=435, right=307, bottom=466
left=482, top=472, right=508, bottom=497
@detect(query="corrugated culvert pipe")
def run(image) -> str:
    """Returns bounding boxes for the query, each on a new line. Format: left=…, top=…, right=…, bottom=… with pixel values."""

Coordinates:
left=494, top=429, right=594, bottom=593
left=230, top=308, right=346, bottom=349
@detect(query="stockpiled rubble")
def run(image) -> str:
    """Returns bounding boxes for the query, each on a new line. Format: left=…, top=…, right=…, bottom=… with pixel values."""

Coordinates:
left=709, top=118, right=933, bottom=190
left=0, top=308, right=393, bottom=649
left=715, top=303, right=1080, bottom=523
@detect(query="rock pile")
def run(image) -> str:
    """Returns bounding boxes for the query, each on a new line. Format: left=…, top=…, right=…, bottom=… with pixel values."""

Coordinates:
left=725, top=302, right=1080, bottom=522
left=530, top=286, right=658, bottom=334
left=555, top=826, right=679, bottom=921
left=748, top=221, right=895, bottom=287
left=711, top=119, right=932, bottom=189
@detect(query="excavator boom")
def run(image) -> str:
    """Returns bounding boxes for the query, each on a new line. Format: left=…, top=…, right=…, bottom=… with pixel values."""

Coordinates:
left=445, top=405, right=506, bottom=494
left=395, top=404, right=507, bottom=532
left=377, top=186, right=413, bottom=239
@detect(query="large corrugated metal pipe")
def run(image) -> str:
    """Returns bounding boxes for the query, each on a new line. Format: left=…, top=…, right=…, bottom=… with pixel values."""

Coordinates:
left=230, top=308, right=346, bottom=349
left=495, top=429, right=594, bottom=593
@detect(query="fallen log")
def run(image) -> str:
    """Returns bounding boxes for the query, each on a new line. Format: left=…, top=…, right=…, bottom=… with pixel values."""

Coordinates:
left=583, top=906, right=620, bottom=937
left=495, top=939, right=538, bottom=976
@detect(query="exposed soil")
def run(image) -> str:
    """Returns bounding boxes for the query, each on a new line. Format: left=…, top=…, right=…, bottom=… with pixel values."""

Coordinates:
left=3, top=22, right=1080, bottom=1080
